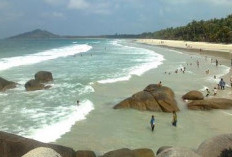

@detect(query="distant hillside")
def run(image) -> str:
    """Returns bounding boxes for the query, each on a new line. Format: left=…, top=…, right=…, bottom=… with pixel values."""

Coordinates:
left=140, top=14, right=232, bottom=43
left=8, top=29, right=60, bottom=39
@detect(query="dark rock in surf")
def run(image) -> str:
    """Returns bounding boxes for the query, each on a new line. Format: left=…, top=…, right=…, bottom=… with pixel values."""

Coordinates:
left=24, top=79, right=45, bottom=91
left=0, top=77, right=17, bottom=91
left=34, top=71, right=53, bottom=83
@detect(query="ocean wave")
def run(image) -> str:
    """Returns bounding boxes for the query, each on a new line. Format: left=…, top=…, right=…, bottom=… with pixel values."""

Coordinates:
left=108, top=40, right=122, bottom=47
left=0, top=44, right=92, bottom=71
left=28, top=99, right=94, bottom=143
left=97, top=48, right=164, bottom=84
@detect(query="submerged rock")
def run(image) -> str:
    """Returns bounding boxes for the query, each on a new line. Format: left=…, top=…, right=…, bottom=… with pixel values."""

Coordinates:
left=35, top=71, right=53, bottom=83
left=197, top=134, right=232, bottom=157
left=0, top=131, right=76, bottom=157
left=114, top=84, right=179, bottom=112
left=188, top=98, right=232, bottom=110
left=22, top=147, right=61, bottom=157
left=0, top=77, right=17, bottom=91
left=182, top=90, right=204, bottom=100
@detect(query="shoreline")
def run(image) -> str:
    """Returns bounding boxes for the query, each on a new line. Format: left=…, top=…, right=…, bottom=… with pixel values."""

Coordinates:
left=137, top=39, right=232, bottom=98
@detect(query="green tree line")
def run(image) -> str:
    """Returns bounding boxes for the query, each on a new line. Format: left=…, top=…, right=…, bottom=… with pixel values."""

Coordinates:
left=140, top=14, right=232, bottom=43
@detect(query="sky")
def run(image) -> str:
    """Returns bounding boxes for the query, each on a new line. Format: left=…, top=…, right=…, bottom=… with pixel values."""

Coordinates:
left=0, top=0, right=232, bottom=38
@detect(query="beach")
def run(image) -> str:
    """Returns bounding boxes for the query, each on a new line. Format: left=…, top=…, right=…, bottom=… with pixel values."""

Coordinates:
left=137, top=39, right=232, bottom=98
left=0, top=39, right=232, bottom=156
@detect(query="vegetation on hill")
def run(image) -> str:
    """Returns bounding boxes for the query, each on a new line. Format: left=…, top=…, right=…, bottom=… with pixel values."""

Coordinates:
left=140, top=14, right=232, bottom=43
left=8, top=29, right=60, bottom=39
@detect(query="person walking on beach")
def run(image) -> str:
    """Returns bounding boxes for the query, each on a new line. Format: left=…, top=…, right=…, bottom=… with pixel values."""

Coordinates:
left=219, top=78, right=225, bottom=90
left=205, top=88, right=210, bottom=97
left=150, top=115, right=155, bottom=132
left=158, top=81, right=162, bottom=87
left=172, top=111, right=177, bottom=127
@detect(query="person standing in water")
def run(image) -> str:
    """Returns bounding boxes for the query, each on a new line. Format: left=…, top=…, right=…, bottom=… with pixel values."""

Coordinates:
left=172, top=111, right=177, bottom=127
left=150, top=115, right=155, bottom=131
left=230, top=76, right=232, bottom=88
left=205, top=88, right=210, bottom=97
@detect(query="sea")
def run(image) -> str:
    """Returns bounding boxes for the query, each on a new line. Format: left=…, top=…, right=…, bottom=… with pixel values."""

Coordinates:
left=0, top=38, right=231, bottom=154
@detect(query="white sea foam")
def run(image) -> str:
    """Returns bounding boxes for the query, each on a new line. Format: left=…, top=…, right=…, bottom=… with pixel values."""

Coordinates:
left=98, top=48, right=164, bottom=84
left=78, top=85, right=95, bottom=95
left=29, top=99, right=94, bottom=143
left=109, top=40, right=122, bottom=46
left=0, top=44, right=92, bottom=71
left=97, top=76, right=131, bottom=84
left=206, top=65, right=230, bottom=83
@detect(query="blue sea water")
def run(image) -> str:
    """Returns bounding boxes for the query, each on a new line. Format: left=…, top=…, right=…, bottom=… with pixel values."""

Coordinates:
left=0, top=39, right=164, bottom=142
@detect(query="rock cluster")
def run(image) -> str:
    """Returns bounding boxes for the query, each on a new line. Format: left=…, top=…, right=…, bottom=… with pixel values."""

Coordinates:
left=25, top=71, right=53, bottom=91
left=1, top=131, right=232, bottom=157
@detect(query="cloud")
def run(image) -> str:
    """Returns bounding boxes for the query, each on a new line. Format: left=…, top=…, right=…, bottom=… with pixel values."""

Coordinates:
left=41, top=12, right=65, bottom=18
left=159, top=0, right=232, bottom=6
left=43, top=0, right=66, bottom=6
left=67, top=0, right=111, bottom=14
left=0, top=0, right=9, bottom=9
left=68, top=0, right=89, bottom=9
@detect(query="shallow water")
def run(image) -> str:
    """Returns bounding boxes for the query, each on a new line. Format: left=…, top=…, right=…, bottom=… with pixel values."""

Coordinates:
left=55, top=41, right=232, bottom=155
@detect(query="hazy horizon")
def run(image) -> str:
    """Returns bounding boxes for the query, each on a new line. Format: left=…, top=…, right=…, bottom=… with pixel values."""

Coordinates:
left=0, top=0, right=232, bottom=39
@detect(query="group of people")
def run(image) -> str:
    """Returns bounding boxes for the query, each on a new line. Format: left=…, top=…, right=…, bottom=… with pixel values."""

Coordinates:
left=150, top=111, right=177, bottom=132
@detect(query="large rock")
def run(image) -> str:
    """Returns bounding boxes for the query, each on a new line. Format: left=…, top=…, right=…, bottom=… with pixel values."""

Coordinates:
left=100, top=148, right=155, bottom=157
left=25, top=79, right=45, bottom=91
left=197, top=134, right=232, bottom=157
left=182, top=90, right=204, bottom=100
left=35, top=71, right=53, bottom=83
left=22, top=147, right=61, bottom=157
left=76, top=150, right=96, bottom=157
left=156, top=147, right=200, bottom=157
left=0, top=77, right=17, bottom=91
left=114, top=84, right=179, bottom=112
left=188, top=98, right=232, bottom=110
left=0, top=131, right=76, bottom=157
